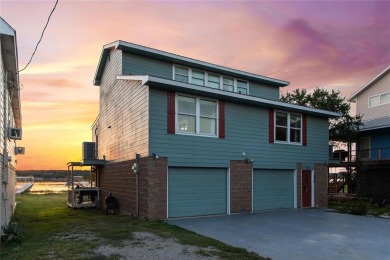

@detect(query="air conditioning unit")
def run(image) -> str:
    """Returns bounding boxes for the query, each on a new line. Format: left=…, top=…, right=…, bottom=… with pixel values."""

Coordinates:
left=15, top=147, right=25, bottom=155
left=83, top=142, right=96, bottom=160
left=8, top=127, right=22, bottom=140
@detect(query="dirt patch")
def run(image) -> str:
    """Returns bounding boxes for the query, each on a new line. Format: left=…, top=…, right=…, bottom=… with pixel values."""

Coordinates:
left=94, top=232, right=218, bottom=259
left=52, top=231, right=99, bottom=242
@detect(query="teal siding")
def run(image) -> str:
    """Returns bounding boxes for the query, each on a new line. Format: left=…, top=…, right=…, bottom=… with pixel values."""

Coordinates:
left=168, top=168, right=227, bottom=218
left=249, top=82, right=280, bottom=100
left=253, top=170, right=294, bottom=211
left=122, top=52, right=172, bottom=79
left=122, top=52, right=281, bottom=100
left=149, top=89, right=330, bottom=169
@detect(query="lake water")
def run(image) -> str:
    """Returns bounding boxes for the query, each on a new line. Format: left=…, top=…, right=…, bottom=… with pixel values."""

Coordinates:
left=19, top=182, right=68, bottom=194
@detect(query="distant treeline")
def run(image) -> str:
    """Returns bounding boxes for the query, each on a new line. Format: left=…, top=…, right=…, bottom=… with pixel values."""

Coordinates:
left=16, top=170, right=91, bottom=181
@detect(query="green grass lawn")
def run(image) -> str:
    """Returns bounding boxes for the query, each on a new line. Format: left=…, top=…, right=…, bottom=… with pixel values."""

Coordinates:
left=1, top=193, right=266, bottom=259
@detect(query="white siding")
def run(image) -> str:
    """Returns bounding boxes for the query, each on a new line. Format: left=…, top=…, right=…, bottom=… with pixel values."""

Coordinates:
left=96, top=49, right=149, bottom=162
left=0, top=38, right=18, bottom=229
left=356, top=71, right=390, bottom=120
left=0, top=39, right=3, bottom=228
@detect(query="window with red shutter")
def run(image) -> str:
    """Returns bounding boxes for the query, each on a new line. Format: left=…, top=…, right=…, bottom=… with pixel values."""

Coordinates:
left=167, top=91, right=175, bottom=134
left=271, top=109, right=305, bottom=145
left=269, top=109, right=274, bottom=143
left=218, top=101, right=225, bottom=139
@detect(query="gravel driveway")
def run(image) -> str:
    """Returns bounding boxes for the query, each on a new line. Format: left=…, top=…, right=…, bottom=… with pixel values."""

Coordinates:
left=94, top=232, right=219, bottom=259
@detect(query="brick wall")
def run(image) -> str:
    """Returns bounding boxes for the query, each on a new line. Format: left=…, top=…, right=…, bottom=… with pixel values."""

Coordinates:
left=314, top=163, right=328, bottom=207
left=138, top=157, right=167, bottom=220
left=230, top=160, right=252, bottom=213
left=98, top=156, right=167, bottom=219
left=98, top=160, right=137, bottom=215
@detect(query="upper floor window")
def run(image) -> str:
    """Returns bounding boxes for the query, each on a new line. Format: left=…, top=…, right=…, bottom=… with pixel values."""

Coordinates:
left=368, top=92, right=390, bottom=107
left=275, top=111, right=302, bottom=144
left=223, top=77, right=234, bottom=92
left=175, top=66, right=189, bottom=83
left=173, top=65, right=248, bottom=95
left=176, top=94, right=218, bottom=137
left=192, top=70, right=205, bottom=86
left=207, top=73, right=220, bottom=89
left=237, top=80, right=248, bottom=95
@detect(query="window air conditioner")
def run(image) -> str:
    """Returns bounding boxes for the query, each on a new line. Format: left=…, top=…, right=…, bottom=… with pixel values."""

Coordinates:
left=8, top=127, right=22, bottom=140
left=15, top=147, right=25, bottom=155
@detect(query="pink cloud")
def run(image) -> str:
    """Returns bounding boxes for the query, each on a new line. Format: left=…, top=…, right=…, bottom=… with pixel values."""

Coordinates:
left=2, top=0, right=389, bottom=169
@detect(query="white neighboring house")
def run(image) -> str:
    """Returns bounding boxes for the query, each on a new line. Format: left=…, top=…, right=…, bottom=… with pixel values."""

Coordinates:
left=348, top=65, right=390, bottom=160
left=348, top=65, right=390, bottom=199
left=0, top=17, right=23, bottom=230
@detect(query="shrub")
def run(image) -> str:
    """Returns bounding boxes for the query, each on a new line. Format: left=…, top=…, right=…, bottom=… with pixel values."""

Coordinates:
left=1, top=222, right=22, bottom=246
left=350, top=200, right=367, bottom=215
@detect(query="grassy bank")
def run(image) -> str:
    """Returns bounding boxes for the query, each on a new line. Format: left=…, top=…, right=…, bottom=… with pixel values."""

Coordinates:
left=1, top=193, right=265, bottom=259
left=329, top=199, right=390, bottom=216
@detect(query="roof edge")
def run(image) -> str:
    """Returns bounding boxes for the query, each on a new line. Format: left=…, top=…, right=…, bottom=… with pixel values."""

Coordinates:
left=348, top=65, right=390, bottom=102
left=94, top=40, right=290, bottom=87
left=93, top=40, right=120, bottom=86
left=117, top=75, right=340, bottom=118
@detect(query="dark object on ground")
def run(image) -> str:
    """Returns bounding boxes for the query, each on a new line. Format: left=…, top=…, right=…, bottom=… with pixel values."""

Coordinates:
left=105, top=193, right=118, bottom=214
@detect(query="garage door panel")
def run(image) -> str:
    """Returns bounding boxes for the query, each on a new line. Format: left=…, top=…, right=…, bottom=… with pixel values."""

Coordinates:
left=168, top=168, right=227, bottom=218
left=254, top=170, right=294, bottom=211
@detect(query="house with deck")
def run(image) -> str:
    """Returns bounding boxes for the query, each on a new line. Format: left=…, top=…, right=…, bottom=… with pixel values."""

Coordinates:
left=0, top=17, right=23, bottom=229
left=348, top=65, right=390, bottom=198
left=84, top=40, right=339, bottom=219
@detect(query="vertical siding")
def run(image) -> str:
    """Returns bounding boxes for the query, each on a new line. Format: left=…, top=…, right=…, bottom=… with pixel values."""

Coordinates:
left=0, top=39, right=3, bottom=228
left=0, top=48, right=3, bottom=151
left=0, top=39, right=18, bottom=228
left=356, top=71, right=390, bottom=120
left=249, top=82, right=280, bottom=100
left=122, top=52, right=172, bottom=79
left=97, top=49, right=149, bottom=162
left=149, top=88, right=329, bottom=169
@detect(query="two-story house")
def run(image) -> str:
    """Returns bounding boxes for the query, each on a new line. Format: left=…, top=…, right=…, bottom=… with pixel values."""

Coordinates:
left=0, top=18, right=23, bottom=229
left=86, top=40, right=339, bottom=219
left=348, top=65, right=390, bottom=199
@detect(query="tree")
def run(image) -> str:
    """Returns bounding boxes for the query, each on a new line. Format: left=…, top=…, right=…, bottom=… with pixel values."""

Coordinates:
left=281, top=88, right=363, bottom=196
left=280, top=88, right=362, bottom=144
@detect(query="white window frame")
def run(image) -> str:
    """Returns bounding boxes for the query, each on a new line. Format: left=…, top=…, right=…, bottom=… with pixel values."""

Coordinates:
left=173, top=65, right=249, bottom=95
left=173, top=65, right=189, bottom=83
left=175, top=93, right=219, bottom=138
left=274, top=111, right=302, bottom=145
left=368, top=92, right=390, bottom=107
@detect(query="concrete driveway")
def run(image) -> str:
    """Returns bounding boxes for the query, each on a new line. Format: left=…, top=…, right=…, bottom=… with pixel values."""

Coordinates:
left=168, top=208, right=390, bottom=260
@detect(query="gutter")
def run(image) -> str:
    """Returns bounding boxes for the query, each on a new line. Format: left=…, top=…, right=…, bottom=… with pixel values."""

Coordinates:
left=117, top=75, right=341, bottom=118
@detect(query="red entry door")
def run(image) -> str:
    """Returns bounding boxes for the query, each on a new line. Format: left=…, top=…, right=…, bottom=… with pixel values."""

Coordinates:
left=302, top=170, right=312, bottom=208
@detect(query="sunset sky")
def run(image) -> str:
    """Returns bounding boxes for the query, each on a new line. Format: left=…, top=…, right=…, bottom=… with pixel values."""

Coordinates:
left=1, top=0, right=389, bottom=170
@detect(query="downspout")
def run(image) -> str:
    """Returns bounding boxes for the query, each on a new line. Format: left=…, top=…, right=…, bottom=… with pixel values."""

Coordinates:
left=94, top=127, right=99, bottom=159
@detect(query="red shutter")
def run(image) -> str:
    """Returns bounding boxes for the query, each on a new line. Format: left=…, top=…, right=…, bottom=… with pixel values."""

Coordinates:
left=218, top=100, right=225, bottom=139
left=269, top=109, right=274, bottom=143
left=167, top=91, right=175, bottom=134
left=302, top=114, right=307, bottom=146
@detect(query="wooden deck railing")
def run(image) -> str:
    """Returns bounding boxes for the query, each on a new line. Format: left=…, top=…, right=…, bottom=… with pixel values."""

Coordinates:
left=332, top=147, right=390, bottom=162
